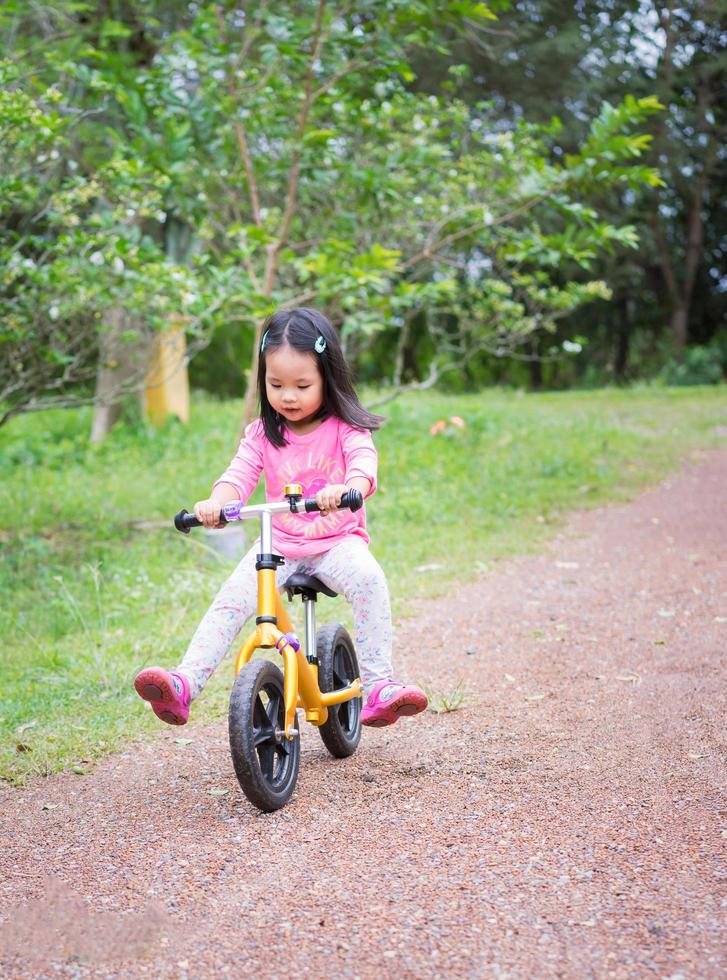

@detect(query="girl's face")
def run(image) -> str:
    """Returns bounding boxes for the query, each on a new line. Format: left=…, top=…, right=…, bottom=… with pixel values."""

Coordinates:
left=265, top=343, right=324, bottom=432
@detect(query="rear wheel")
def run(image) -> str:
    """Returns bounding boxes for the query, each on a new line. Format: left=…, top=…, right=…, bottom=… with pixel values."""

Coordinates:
left=317, top=624, right=362, bottom=758
left=228, top=659, right=300, bottom=812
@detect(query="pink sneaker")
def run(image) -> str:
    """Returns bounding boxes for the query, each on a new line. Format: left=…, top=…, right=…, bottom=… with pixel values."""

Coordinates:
left=361, top=680, right=428, bottom=728
left=134, top=667, right=190, bottom=726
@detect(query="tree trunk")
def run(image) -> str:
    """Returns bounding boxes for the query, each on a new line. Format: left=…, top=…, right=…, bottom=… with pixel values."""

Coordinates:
left=670, top=306, right=689, bottom=350
left=528, top=335, right=542, bottom=390
left=613, top=297, right=630, bottom=380
left=145, top=324, right=189, bottom=425
left=90, top=308, right=150, bottom=443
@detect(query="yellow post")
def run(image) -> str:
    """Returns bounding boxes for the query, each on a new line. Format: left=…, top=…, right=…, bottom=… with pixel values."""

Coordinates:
left=145, top=324, right=190, bottom=425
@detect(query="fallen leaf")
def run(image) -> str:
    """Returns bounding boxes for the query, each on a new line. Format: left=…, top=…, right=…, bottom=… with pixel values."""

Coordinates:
left=555, top=561, right=579, bottom=569
left=72, top=766, right=87, bottom=775
left=174, top=738, right=194, bottom=745
left=414, top=563, right=444, bottom=573
left=524, top=694, right=545, bottom=701
left=715, top=616, right=727, bottom=624
left=16, top=743, right=32, bottom=753
left=16, top=719, right=38, bottom=734
left=653, top=640, right=665, bottom=646
left=207, top=788, right=229, bottom=797
left=593, top=674, right=607, bottom=681
left=503, top=673, right=516, bottom=683
left=687, top=753, right=705, bottom=760
left=658, top=609, right=675, bottom=618
left=42, top=803, right=60, bottom=811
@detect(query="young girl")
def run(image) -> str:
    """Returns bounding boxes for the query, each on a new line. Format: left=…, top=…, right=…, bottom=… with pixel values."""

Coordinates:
left=134, top=307, right=428, bottom=728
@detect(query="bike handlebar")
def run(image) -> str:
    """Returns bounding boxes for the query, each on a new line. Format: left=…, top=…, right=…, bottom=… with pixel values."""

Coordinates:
left=174, top=489, right=364, bottom=534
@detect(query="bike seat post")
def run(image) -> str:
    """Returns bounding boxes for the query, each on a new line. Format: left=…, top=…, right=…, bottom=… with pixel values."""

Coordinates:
left=302, top=592, right=318, bottom=666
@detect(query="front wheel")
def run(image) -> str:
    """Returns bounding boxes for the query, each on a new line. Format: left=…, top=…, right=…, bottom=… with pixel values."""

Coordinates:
left=228, top=659, right=300, bottom=812
left=317, top=624, right=362, bottom=758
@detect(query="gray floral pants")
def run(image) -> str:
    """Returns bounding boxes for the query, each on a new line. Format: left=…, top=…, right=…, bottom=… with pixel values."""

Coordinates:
left=177, top=536, right=393, bottom=699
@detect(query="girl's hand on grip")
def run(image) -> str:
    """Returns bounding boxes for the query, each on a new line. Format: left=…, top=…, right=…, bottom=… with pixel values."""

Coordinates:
left=194, top=497, right=225, bottom=528
left=315, top=483, right=349, bottom=516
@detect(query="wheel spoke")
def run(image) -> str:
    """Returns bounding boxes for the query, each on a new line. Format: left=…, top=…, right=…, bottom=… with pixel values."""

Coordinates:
left=265, top=689, right=282, bottom=726
left=252, top=693, right=276, bottom=748
left=257, top=741, right=276, bottom=779
left=252, top=725, right=275, bottom=748
left=333, top=646, right=351, bottom=686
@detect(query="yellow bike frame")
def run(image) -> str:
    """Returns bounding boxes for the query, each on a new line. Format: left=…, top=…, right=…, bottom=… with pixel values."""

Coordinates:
left=231, top=490, right=362, bottom=741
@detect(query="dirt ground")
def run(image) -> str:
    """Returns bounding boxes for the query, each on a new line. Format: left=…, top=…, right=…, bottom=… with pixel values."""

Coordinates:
left=1, top=450, right=725, bottom=979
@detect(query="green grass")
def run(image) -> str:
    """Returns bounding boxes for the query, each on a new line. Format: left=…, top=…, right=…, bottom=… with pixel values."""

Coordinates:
left=1, top=385, right=725, bottom=782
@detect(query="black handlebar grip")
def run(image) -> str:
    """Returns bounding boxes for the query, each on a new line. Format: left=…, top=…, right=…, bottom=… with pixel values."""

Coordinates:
left=341, top=489, right=364, bottom=512
left=303, top=489, right=364, bottom=513
left=174, top=508, right=202, bottom=533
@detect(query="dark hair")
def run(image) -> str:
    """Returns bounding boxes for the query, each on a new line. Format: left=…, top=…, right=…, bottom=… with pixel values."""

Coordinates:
left=257, top=307, right=385, bottom=447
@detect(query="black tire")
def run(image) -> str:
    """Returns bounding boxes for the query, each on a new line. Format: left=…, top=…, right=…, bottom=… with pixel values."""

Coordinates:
left=228, top=659, right=301, bottom=812
left=317, top=624, right=362, bottom=758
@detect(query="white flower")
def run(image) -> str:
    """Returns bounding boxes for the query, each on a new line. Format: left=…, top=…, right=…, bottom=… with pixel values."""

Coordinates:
left=563, top=340, right=582, bottom=353
left=412, top=116, right=426, bottom=132
left=181, top=291, right=197, bottom=306
left=49, top=305, right=60, bottom=321
left=112, top=257, right=125, bottom=274
left=89, top=251, right=104, bottom=266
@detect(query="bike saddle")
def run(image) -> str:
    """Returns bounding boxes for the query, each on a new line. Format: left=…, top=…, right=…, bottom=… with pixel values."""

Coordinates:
left=284, top=573, right=338, bottom=601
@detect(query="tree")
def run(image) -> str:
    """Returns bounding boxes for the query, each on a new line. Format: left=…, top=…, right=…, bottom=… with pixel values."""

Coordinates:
left=0, top=1, right=669, bottom=431
left=408, top=0, right=727, bottom=371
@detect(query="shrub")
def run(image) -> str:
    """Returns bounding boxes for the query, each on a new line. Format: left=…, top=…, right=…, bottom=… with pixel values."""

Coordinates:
left=659, top=345, right=724, bottom=386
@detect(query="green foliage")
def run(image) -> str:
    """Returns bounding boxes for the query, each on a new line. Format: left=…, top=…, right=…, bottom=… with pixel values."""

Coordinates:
left=1, top=386, right=726, bottom=781
left=658, top=346, right=724, bottom=387
left=1, top=1, right=669, bottom=411
left=0, top=56, right=253, bottom=423
left=416, top=1, right=726, bottom=378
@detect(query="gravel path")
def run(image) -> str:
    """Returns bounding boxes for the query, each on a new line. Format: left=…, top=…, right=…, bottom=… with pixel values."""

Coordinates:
left=1, top=451, right=725, bottom=979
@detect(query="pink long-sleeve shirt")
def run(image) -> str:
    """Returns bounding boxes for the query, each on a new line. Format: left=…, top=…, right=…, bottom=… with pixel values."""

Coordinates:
left=212, top=416, right=378, bottom=559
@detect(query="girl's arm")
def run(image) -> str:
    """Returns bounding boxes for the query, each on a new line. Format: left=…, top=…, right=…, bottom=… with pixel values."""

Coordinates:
left=194, top=421, right=265, bottom=528
left=346, top=476, right=372, bottom=496
left=340, top=425, right=378, bottom=496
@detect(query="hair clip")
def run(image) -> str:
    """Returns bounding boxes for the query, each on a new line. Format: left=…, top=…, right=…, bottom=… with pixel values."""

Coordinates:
left=314, top=335, right=327, bottom=354
left=260, top=329, right=269, bottom=353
